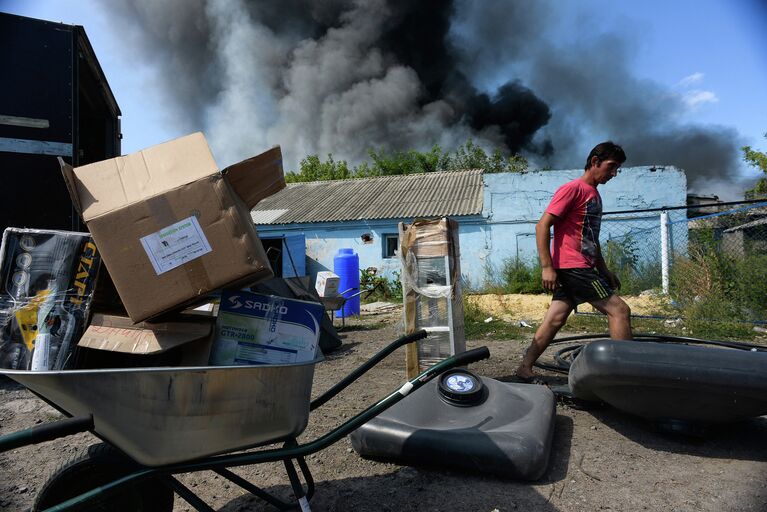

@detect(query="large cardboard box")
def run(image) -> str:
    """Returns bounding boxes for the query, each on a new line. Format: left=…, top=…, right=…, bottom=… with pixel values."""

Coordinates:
left=209, top=289, right=324, bottom=365
left=60, top=133, right=285, bottom=322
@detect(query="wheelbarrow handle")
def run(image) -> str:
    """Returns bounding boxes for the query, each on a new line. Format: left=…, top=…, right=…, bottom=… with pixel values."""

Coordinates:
left=310, top=329, right=428, bottom=411
left=206, top=344, right=493, bottom=468
left=53, top=346, right=493, bottom=511
left=427, top=346, right=490, bottom=374
left=176, top=344, right=493, bottom=472
left=0, top=415, right=93, bottom=453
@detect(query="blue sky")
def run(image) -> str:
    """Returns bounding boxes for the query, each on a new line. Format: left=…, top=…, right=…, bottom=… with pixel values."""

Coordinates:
left=589, top=0, right=767, bottom=148
left=3, top=0, right=766, bottom=197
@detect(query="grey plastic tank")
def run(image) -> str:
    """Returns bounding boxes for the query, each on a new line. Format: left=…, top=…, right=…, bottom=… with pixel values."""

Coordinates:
left=350, top=370, right=556, bottom=480
left=569, top=340, right=767, bottom=424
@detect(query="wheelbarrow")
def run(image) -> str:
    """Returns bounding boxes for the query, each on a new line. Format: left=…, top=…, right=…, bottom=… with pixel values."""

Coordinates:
left=318, top=284, right=378, bottom=328
left=0, top=330, right=489, bottom=511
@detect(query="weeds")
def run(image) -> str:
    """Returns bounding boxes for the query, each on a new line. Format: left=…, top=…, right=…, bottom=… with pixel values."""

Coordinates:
left=669, top=246, right=767, bottom=325
left=360, top=268, right=403, bottom=303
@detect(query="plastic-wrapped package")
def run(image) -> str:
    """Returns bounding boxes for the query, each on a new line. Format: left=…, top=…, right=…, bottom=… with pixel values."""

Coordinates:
left=0, top=228, right=101, bottom=370
left=398, top=218, right=465, bottom=377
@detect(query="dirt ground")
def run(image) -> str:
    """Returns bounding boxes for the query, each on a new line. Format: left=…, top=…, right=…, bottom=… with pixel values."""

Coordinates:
left=468, top=293, right=672, bottom=323
left=2, top=307, right=767, bottom=512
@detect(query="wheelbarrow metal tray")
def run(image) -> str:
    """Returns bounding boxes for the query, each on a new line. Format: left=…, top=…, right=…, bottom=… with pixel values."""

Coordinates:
left=1, top=359, right=321, bottom=466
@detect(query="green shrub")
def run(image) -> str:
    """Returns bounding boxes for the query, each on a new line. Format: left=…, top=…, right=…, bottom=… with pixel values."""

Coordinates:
left=669, top=247, right=767, bottom=324
left=499, top=258, right=546, bottom=294
left=602, top=236, right=662, bottom=295
left=734, top=253, right=767, bottom=318
left=360, top=268, right=403, bottom=303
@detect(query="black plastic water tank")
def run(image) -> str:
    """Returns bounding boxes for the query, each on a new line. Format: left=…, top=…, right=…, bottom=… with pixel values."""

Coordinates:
left=350, top=372, right=556, bottom=480
left=569, top=340, right=767, bottom=423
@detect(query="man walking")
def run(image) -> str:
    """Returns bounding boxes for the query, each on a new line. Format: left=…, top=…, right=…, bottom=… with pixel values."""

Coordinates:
left=515, top=141, right=632, bottom=382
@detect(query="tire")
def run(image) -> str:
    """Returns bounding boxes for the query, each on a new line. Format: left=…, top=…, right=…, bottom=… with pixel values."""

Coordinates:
left=33, top=443, right=174, bottom=512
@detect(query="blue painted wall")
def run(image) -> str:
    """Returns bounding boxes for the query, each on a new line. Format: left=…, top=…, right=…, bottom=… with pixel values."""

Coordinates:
left=479, top=166, right=688, bottom=288
left=256, top=166, right=687, bottom=289
left=256, top=217, right=485, bottom=284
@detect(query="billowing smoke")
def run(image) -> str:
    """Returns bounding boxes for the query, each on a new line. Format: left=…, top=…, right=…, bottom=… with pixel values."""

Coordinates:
left=451, top=0, right=748, bottom=196
left=104, top=0, right=749, bottom=196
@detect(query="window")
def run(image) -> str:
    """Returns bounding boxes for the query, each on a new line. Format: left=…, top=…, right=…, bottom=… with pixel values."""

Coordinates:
left=383, top=234, right=399, bottom=258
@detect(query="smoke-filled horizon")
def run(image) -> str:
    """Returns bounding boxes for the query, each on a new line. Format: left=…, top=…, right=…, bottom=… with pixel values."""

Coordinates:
left=105, top=0, right=754, bottom=198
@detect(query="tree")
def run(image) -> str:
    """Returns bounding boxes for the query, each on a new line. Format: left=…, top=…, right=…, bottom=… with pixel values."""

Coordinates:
left=363, top=145, right=444, bottom=176
left=284, top=139, right=529, bottom=181
left=285, top=154, right=352, bottom=183
left=743, top=133, right=767, bottom=199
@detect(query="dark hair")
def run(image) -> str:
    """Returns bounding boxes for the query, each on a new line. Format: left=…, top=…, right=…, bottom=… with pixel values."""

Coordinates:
left=585, top=141, right=626, bottom=170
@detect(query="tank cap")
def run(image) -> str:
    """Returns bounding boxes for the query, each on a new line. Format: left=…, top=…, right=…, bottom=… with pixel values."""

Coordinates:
left=438, top=370, right=487, bottom=407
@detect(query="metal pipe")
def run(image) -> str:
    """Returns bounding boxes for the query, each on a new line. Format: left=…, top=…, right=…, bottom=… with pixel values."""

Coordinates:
left=660, top=210, right=670, bottom=294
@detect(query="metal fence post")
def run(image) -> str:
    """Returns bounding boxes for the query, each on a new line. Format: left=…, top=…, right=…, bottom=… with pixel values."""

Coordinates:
left=660, top=210, right=670, bottom=294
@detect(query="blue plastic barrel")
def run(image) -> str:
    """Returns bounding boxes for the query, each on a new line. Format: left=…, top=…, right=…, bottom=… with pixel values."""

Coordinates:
left=333, top=248, right=360, bottom=318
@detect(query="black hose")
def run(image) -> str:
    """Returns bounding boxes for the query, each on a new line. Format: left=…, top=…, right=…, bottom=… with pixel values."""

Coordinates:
left=533, top=333, right=767, bottom=374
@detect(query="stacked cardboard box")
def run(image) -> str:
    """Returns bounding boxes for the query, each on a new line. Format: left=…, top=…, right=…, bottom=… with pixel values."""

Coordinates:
left=60, top=132, right=284, bottom=323
left=57, top=133, right=324, bottom=367
left=2, top=133, right=329, bottom=370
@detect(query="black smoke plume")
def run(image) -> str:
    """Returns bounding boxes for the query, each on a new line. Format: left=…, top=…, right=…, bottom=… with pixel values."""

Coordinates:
left=104, top=0, right=748, bottom=196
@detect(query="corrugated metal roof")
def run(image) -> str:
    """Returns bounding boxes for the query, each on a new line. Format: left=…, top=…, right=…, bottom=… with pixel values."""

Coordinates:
left=251, top=169, right=484, bottom=225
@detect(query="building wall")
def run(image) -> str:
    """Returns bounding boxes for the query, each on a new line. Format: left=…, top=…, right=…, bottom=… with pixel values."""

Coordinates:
left=256, top=166, right=687, bottom=289
left=256, top=218, right=481, bottom=284
left=478, top=166, right=688, bottom=288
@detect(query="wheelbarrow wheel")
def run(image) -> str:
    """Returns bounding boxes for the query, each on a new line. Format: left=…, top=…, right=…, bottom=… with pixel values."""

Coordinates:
left=33, top=443, right=174, bottom=512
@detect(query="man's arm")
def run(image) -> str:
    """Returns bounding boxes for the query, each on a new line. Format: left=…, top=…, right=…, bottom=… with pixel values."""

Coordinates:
left=536, top=212, right=558, bottom=291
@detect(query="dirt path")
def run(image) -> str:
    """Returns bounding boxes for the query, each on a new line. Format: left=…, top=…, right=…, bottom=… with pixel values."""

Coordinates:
left=1, top=311, right=766, bottom=511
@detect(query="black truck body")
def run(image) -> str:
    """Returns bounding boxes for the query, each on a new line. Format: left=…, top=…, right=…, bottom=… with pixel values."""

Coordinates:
left=0, top=12, right=121, bottom=232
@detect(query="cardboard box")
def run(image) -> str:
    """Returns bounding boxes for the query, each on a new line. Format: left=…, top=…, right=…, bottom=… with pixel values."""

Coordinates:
left=60, top=133, right=285, bottom=322
left=79, top=313, right=212, bottom=355
left=315, top=271, right=340, bottom=297
left=209, top=289, right=324, bottom=365
left=77, top=313, right=214, bottom=367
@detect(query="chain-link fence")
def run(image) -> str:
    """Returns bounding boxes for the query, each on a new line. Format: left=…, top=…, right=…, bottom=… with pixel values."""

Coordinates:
left=585, top=200, right=767, bottom=324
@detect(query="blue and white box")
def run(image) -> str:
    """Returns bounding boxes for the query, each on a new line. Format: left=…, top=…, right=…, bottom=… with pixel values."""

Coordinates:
left=209, top=289, right=325, bottom=365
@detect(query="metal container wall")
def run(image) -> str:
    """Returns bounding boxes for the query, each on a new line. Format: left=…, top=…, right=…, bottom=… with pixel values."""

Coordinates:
left=0, top=12, right=121, bottom=232
left=2, top=360, right=320, bottom=466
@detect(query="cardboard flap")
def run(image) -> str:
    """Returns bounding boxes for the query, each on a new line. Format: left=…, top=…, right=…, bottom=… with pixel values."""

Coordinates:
left=58, top=157, right=83, bottom=215
left=78, top=314, right=212, bottom=355
left=71, top=133, right=219, bottom=221
left=222, top=146, right=286, bottom=208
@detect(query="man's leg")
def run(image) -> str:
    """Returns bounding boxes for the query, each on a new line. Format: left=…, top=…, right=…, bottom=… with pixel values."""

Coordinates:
left=589, top=295, right=633, bottom=340
left=515, top=299, right=574, bottom=379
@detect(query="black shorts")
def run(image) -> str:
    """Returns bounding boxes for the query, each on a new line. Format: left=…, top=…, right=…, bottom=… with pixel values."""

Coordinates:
left=552, top=268, right=614, bottom=305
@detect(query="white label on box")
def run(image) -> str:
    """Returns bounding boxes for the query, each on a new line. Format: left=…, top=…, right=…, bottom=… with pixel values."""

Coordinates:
left=140, top=216, right=212, bottom=275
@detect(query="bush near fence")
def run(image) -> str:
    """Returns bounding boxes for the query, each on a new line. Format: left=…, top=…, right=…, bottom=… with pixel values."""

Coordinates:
left=476, top=201, right=767, bottom=329
left=595, top=201, right=767, bottom=326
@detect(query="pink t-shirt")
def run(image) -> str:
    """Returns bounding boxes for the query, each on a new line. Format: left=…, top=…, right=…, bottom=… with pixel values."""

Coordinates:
left=545, top=178, right=602, bottom=269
